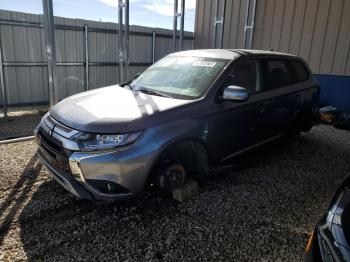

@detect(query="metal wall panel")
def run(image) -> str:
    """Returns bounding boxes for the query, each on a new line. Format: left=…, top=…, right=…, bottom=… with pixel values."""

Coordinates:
left=308, top=0, right=331, bottom=72
left=195, top=0, right=350, bottom=76
left=252, top=0, right=350, bottom=75
left=0, top=9, right=17, bottom=105
left=333, top=0, right=350, bottom=75
left=226, top=0, right=242, bottom=48
left=278, top=0, right=294, bottom=53
left=0, top=10, right=49, bottom=106
left=318, top=0, right=343, bottom=74
left=194, top=0, right=204, bottom=48
left=194, top=0, right=215, bottom=48
left=194, top=0, right=248, bottom=49
left=12, top=12, right=31, bottom=104
left=221, top=0, right=233, bottom=48
left=0, top=10, right=194, bottom=109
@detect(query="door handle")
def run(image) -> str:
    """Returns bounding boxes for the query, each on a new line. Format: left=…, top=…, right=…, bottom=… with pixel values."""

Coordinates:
left=257, top=103, right=266, bottom=113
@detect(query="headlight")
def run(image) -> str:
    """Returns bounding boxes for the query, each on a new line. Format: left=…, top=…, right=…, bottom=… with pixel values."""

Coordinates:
left=72, top=131, right=143, bottom=151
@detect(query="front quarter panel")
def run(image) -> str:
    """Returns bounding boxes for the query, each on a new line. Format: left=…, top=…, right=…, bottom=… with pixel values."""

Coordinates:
left=76, top=130, right=161, bottom=194
left=77, top=120, right=209, bottom=195
left=153, top=119, right=209, bottom=149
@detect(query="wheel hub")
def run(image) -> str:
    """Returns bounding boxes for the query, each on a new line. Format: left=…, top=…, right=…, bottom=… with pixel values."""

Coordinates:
left=160, top=164, right=186, bottom=190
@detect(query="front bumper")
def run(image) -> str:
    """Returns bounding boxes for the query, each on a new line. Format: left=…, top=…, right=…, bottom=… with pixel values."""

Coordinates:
left=34, top=114, right=159, bottom=202
left=37, top=149, right=95, bottom=201
left=37, top=146, right=135, bottom=202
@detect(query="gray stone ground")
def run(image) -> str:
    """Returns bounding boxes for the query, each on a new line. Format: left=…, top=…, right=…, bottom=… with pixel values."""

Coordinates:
left=0, top=112, right=44, bottom=140
left=0, top=125, right=349, bottom=261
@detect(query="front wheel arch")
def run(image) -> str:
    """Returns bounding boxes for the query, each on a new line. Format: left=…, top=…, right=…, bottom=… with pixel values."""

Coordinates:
left=146, top=138, right=210, bottom=190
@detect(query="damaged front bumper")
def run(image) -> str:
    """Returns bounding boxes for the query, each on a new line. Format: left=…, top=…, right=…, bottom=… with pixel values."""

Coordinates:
left=34, top=114, right=159, bottom=202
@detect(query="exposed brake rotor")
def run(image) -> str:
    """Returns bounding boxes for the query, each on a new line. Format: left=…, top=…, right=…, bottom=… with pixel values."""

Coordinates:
left=159, top=164, right=186, bottom=190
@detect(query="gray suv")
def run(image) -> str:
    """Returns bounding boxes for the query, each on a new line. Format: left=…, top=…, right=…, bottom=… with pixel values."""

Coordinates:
left=35, top=49, right=319, bottom=202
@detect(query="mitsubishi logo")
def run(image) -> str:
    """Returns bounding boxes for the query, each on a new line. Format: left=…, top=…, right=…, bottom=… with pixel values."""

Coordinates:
left=49, top=124, right=56, bottom=136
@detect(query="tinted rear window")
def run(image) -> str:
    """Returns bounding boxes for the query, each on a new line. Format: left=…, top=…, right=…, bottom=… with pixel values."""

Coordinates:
left=262, top=59, right=293, bottom=90
left=290, top=60, right=309, bottom=83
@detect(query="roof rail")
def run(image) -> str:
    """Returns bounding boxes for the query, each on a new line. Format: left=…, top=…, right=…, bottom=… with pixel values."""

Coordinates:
left=228, top=49, right=251, bottom=55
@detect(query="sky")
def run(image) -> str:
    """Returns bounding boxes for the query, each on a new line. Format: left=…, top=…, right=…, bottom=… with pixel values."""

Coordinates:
left=0, top=0, right=196, bottom=31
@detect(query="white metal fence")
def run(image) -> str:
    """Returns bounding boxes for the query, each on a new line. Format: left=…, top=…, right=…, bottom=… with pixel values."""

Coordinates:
left=0, top=10, right=194, bottom=113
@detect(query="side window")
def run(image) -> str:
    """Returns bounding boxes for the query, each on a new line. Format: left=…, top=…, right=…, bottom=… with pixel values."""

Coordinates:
left=290, top=60, right=309, bottom=83
left=223, top=61, right=258, bottom=94
left=262, top=59, right=293, bottom=90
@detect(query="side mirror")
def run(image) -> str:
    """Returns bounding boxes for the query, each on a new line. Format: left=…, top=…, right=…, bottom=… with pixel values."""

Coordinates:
left=223, top=85, right=249, bottom=102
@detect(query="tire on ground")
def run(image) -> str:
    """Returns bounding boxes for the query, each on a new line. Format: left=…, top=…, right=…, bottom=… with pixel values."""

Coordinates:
left=288, top=107, right=313, bottom=138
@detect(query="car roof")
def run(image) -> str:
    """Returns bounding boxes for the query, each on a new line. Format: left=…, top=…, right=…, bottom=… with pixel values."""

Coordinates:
left=170, top=49, right=240, bottom=60
left=170, top=49, right=296, bottom=60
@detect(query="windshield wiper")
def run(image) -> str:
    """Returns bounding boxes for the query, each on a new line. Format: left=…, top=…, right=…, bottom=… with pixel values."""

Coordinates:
left=137, top=88, right=171, bottom=98
left=120, top=72, right=141, bottom=90
left=124, top=84, right=133, bottom=90
left=120, top=81, right=133, bottom=90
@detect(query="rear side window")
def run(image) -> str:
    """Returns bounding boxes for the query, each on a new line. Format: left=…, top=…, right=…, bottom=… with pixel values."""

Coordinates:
left=261, top=59, right=293, bottom=90
left=289, top=60, right=309, bottom=83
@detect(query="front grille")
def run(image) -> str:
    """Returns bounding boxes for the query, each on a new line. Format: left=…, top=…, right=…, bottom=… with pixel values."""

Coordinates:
left=46, top=115, right=56, bottom=126
left=43, top=114, right=76, bottom=139
left=38, top=129, right=62, bottom=153
left=55, top=123, right=74, bottom=133
left=37, top=128, right=70, bottom=173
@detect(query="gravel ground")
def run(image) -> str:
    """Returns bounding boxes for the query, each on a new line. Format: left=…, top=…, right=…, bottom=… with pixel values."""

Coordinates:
left=0, top=112, right=45, bottom=140
left=0, top=125, right=350, bottom=261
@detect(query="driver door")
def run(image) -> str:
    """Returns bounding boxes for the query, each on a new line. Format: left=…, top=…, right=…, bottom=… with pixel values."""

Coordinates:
left=209, top=60, right=261, bottom=162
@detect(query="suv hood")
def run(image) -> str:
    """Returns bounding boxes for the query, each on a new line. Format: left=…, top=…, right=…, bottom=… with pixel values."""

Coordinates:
left=50, top=85, right=193, bottom=133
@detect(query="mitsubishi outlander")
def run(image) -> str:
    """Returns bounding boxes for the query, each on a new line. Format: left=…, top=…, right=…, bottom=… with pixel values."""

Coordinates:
left=35, top=49, right=319, bottom=202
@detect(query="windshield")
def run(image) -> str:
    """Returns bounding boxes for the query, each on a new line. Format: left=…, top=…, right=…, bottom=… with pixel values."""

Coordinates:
left=130, top=56, right=228, bottom=99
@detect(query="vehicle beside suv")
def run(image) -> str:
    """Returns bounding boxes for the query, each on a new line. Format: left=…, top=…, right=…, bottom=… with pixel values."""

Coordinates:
left=34, top=49, right=320, bottom=202
left=306, top=175, right=350, bottom=261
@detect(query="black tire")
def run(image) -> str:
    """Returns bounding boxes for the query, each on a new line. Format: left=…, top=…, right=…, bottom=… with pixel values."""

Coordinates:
left=286, top=118, right=301, bottom=139
left=287, top=108, right=313, bottom=138
left=299, top=108, right=314, bottom=132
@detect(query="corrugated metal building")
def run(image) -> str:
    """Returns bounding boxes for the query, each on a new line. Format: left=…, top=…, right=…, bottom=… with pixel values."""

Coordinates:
left=194, top=0, right=350, bottom=111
